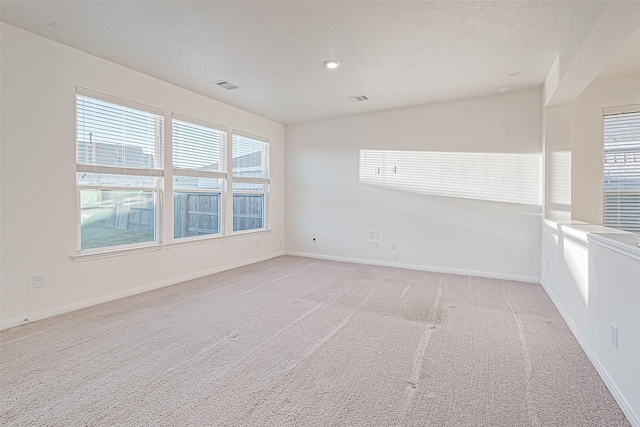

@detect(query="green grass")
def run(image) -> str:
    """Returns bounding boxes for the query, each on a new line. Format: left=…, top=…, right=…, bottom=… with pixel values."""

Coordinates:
left=81, top=221, right=154, bottom=250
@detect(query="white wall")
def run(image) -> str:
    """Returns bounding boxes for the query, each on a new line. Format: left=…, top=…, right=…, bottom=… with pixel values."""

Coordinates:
left=540, top=73, right=640, bottom=426
left=543, top=104, right=573, bottom=220
left=571, top=73, right=640, bottom=224
left=0, top=23, right=285, bottom=328
left=286, top=89, right=543, bottom=282
left=541, top=221, right=640, bottom=425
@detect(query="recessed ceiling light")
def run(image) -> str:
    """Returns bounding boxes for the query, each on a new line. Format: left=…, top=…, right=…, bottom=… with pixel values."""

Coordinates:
left=497, top=84, right=510, bottom=93
left=323, top=60, right=341, bottom=70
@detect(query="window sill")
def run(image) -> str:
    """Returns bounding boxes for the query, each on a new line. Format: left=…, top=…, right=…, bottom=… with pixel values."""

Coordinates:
left=588, top=233, right=640, bottom=262
left=547, top=220, right=640, bottom=262
left=71, top=228, right=272, bottom=262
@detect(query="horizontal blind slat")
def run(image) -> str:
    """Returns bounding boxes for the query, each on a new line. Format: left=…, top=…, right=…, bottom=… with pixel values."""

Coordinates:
left=232, top=133, right=270, bottom=180
left=172, top=119, right=227, bottom=173
left=603, top=110, right=640, bottom=232
left=76, top=94, right=164, bottom=172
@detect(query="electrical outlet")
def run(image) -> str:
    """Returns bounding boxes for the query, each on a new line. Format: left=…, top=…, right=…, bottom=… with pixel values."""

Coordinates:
left=392, top=252, right=398, bottom=260
left=32, top=274, right=46, bottom=289
left=611, top=323, right=618, bottom=349
left=390, top=242, right=397, bottom=251
left=368, top=230, right=380, bottom=250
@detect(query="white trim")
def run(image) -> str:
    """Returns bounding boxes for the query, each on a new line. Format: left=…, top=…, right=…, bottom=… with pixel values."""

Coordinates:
left=588, top=234, right=640, bottom=261
left=170, top=229, right=223, bottom=244
left=2, top=251, right=284, bottom=331
left=76, top=164, right=164, bottom=177
left=233, top=177, right=270, bottom=185
left=550, top=220, right=640, bottom=261
left=75, top=243, right=161, bottom=261
left=230, top=227, right=269, bottom=237
left=172, top=168, right=226, bottom=179
left=77, top=184, right=158, bottom=192
left=172, top=113, right=227, bottom=134
left=76, top=86, right=164, bottom=116
left=72, top=228, right=272, bottom=262
left=603, top=103, right=640, bottom=116
left=540, top=280, right=640, bottom=427
left=173, top=188, right=222, bottom=194
left=285, top=251, right=541, bottom=284
left=232, top=129, right=269, bottom=144
left=157, top=190, right=164, bottom=246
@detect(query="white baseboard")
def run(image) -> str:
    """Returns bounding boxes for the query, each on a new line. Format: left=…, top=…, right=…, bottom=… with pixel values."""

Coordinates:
left=540, top=280, right=639, bottom=427
left=0, top=251, right=285, bottom=331
left=285, top=251, right=540, bottom=284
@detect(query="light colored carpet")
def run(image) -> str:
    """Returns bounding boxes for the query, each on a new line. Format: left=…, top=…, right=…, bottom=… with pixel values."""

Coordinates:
left=0, top=256, right=630, bottom=426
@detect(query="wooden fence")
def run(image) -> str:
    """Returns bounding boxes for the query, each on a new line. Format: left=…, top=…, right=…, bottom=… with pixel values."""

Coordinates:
left=174, top=193, right=220, bottom=238
left=83, top=191, right=264, bottom=240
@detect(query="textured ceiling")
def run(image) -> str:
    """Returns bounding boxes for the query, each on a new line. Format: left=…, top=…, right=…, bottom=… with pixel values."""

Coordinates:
left=0, top=1, right=632, bottom=124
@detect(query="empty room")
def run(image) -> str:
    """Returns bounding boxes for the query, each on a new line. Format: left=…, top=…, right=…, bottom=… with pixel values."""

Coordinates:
left=1, top=1, right=639, bottom=426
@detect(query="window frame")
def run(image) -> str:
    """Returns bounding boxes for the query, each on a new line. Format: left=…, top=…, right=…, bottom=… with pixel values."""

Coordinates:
left=231, top=130, right=270, bottom=233
left=75, top=88, right=165, bottom=253
left=76, top=184, right=162, bottom=253
left=232, top=183, right=268, bottom=233
left=171, top=114, right=228, bottom=241
left=74, top=88, right=273, bottom=258
left=602, top=104, right=640, bottom=233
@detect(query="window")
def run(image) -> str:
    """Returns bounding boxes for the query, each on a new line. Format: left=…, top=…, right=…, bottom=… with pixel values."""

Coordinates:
left=172, top=115, right=227, bottom=239
left=76, top=89, right=271, bottom=254
left=603, top=107, right=640, bottom=233
left=76, top=90, right=164, bottom=251
left=232, top=132, right=270, bottom=231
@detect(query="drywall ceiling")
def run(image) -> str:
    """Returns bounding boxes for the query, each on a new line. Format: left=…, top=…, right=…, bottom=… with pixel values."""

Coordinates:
left=0, top=0, right=629, bottom=124
left=599, top=27, right=640, bottom=78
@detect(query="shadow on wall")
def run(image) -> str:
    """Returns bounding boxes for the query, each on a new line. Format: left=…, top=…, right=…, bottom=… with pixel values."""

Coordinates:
left=359, top=150, right=542, bottom=205
left=548, top=150, right=572, bottom=220
left=356, top=149, right=542, bottom=243
left=356, top=184, right=541, bottom=245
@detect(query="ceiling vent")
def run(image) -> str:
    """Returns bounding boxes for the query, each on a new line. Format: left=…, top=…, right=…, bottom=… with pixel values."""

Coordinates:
left=214, top=80, right=240, bottom=90
left=348, top=95, right=369, bottom=102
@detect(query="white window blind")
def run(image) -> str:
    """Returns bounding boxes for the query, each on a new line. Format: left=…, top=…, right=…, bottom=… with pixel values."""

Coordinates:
left=232, top=132, right=270, bottom=180
left=76, top=93, right=164, bottom=176
left=603, top=109, right=640, bottom=233
left=172, top=116, right=227, bottom=178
